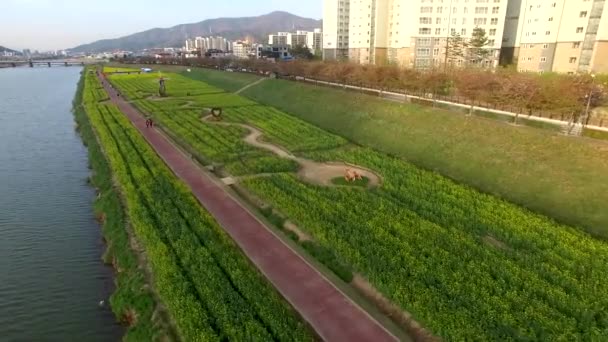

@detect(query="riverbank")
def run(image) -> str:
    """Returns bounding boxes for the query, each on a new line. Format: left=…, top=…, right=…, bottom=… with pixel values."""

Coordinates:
left=72, top=69, right=174, bottom=341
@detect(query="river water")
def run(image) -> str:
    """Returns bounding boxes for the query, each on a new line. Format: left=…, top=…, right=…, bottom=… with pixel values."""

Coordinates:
left=0, top=67, right=123, bottom=341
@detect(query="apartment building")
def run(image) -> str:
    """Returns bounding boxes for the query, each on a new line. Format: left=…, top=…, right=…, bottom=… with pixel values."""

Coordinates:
left=232, top=41, right=253, bottom=59
left=323, top=0, right=350, bottom=59
left=268, top=30, right=324, bottom=53
left=308, top=29, right=324, bottom=53
left=348, top=0, right=389, bottom=64
left=269, top=32, right=289, bottom=45
left=324, top=0, right=509, bottom=68
left=401, top=0, right=509, bottom=68
left=288, top=31, right=309, bottom=47
left=184, top=36, right=232, bottom=53
left=501, top=0, right=608, bottom=74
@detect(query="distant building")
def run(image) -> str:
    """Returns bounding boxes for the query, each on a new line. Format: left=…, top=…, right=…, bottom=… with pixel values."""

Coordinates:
left=204, top=49, right=229, bottom=59
left=323, top=0, right=508, bottom=68
left=501, top=0, right=608, bottom=74
left=232, top=41, right=253, bottom=59
left=269, top=32, right=289, bottom=45
left=323, top=0, right=350, bottom=60
left=184, top=36, right=232, bottom=54
left=308, top=29, right=323, bottom=53
left=268, top=29, right=323, bottom=53
left=154, top=52, right=174, bottom=59
left=288, top=31, right=309, bottom=47
left=185, top=38, right=196, bottom=51
left=257, top=45, right=292, bottom=61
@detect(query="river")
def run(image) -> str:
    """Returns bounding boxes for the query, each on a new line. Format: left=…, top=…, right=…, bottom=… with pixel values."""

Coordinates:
left=0, top=67, right=123, bottom=341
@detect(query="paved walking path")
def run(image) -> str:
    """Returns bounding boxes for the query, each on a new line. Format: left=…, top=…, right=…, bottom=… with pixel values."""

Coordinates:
left=99, top=75, right=398, bottom=342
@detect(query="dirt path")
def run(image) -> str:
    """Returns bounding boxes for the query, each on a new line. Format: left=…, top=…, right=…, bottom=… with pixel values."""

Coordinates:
left=235, top=77, right=267, bottom=94
left=297, top=160, right=381, bottom=187
left=203, top=115, right=382, bottom=188
left=101, top=74, right=397, bottom=342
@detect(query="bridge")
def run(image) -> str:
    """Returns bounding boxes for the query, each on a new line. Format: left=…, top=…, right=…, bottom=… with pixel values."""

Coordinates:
left=0, top=59, right=95, bottom=68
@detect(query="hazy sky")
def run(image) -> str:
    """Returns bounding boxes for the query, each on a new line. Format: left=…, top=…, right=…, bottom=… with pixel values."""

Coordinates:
left=2, top=0, right=322, bottom=51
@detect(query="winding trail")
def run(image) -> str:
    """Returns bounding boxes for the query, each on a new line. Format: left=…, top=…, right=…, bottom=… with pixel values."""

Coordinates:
left=203, top=115, right=382, bottom=188
left=100, top=74, right=397, bottom=342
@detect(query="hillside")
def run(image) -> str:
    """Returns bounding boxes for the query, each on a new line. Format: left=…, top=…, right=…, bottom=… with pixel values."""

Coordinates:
left=70, top=11, right=321, bottom=53
left=0, top=46, right=20, bottom=54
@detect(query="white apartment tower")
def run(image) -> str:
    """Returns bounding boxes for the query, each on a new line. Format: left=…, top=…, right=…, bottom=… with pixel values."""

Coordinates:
left=324, top=0, right=510, bottom=68
left=348, top=0, right=390, bottom=64
left=323, top=0, right=351, bottom=60
left=403, top=0, right=509, bottom=68
left=268, top=30, right=323, bottom=53
left=501, top=0, right=608, bottom=74
left=269, top=32, right=289, bottom=45
left=308, top=29, right=324, bottom=53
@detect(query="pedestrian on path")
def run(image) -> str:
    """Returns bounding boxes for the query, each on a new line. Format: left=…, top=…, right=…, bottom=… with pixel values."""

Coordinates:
left=150, top=119, right=154, bottom=127
left=145, top=119, right=150, bottom=128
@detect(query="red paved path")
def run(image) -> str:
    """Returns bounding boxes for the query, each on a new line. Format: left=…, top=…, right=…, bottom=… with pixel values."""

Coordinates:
left=100, top=75, right=398, bottom=342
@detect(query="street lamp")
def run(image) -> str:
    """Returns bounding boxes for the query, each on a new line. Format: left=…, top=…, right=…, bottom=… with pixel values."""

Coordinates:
left=583, top=74, right=596, bottom=127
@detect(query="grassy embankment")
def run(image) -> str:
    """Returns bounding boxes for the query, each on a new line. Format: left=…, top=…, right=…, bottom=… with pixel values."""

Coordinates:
left=103, top=67, right=142, bottom=73
left=73, top=69, right=173, bottom=341
left=183, top=68, right=608, bottom=238
left=107, top=70, right=608, bottom=340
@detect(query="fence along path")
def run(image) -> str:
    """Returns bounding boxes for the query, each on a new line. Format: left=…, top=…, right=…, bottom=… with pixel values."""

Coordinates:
left=297, top=77, right=608, bottom=133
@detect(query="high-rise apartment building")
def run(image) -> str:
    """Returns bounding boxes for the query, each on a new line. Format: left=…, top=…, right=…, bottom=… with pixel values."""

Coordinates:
left=269, top=32, right=289, bottom=45
left=501, top=0, right=608, bottom=74
left=324, top=0, right=509, bottom=68
left=308, top=29, right=324, bottom=53
left=397, top=0, right=509, bottom=68
left=184, top=36, right=231, bottom=53
left=348, top=0, right=389, bottom=64
left=288, top=31, right=309, bottom=47
left=268, top=30, right=324, bottom=53
left=323, top=0, right=350, bottom=60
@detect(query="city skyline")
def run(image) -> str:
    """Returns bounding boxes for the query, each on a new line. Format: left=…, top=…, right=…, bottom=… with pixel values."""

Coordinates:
left=2, top=0, right=322, bottom=51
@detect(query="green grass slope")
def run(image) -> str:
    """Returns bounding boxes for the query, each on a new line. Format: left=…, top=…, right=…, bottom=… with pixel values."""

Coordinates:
left=185, top=69, right=608, bottom=238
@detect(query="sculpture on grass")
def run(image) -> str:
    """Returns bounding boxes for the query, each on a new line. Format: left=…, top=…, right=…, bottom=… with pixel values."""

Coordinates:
left=159, top=77, right=167, bottom=97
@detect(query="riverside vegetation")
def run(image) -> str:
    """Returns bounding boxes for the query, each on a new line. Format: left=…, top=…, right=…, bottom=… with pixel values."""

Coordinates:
left=182, top=67, right=608, bottom=239
left=106, top=69, right=608, bottom=341
left=75, top=70, right=170, bottom=341
left=81, top=68, right=314, bottom=341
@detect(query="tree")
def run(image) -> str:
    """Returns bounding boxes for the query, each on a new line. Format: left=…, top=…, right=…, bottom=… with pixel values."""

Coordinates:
left=504, top=72, right=543, bottom=124
left=445, top=32, right=468, bottom=67
left=289, top=44, right=314, bottom=60
left=455, top=69, right=493, bottom=114
left=469, top=27, right=492, bottom=66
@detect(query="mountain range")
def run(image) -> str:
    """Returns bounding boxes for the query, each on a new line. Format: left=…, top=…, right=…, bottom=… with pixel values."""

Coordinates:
left=0, top=46, right=20, bottom=54
left=70, top=11, right=321, bottom=53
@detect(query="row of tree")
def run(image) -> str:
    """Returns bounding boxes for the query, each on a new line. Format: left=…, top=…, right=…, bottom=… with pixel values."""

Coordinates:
left=119, top=55, right=608, bottom=125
